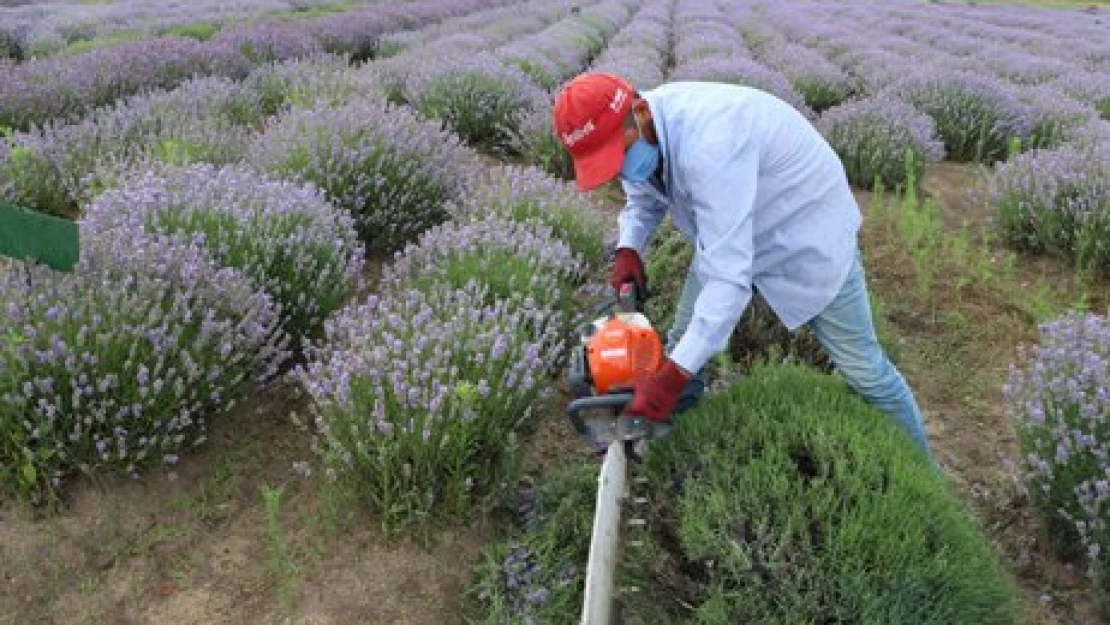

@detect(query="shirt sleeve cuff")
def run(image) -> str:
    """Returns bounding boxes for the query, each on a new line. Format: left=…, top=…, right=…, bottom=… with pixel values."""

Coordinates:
left=668, top=330, right=715, bottom=376
left=616, top=229, right=650, bottom=256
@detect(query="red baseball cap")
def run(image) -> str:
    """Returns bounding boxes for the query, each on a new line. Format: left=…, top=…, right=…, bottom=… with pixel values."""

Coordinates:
left=553, top=73, right=634, bottom=191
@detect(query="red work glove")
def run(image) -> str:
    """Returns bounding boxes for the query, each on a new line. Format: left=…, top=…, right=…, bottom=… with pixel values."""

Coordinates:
left=622, top=359, right=691, bottom=423
left=610, top=247, right=646, bottom=295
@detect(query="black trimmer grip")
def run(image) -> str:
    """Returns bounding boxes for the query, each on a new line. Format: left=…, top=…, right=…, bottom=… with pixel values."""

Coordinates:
left=616, top=281, right=649, bottom=313
left=567, top=393, right=635, bottom=435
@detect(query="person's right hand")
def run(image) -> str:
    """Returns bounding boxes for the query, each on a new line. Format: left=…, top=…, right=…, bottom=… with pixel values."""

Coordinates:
left=610, top=247, right=647, bottom=295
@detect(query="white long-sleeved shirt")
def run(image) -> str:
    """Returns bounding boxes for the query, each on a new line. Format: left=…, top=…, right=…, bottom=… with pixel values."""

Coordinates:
left=617, top=81, right=862, bottom=375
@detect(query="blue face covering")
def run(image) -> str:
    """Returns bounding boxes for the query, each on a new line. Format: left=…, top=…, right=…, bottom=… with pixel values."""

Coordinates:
left=619, top=116, right=660, bottom=183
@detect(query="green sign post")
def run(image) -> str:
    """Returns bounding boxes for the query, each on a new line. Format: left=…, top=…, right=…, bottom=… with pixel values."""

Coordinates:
left=0, top=201, right=79, bottom=273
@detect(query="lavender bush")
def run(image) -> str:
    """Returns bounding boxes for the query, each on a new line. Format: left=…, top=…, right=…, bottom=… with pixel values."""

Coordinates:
left=510, top=103, right=574, bottom=182
left=399, top=53, right=548, bottom=154
left=889, top=68, right=1032, bottom=163
left=0, top=231, right=287, bottom=501
left=208, top=18, right=323, bottom=64
left=241, top=53, right=382, bottom=120
left=293, top=280, right=565, bottom=528
left=81, top=163, right=365, bottom=347
left=818, top=95, right=945, bottom=189
left=1019, top=86, right=1101, bottom=151
left=1004, top=311, right=1110, bottom=597
left=248, top=97, right=477, bottom=253
left=381, top=214, right=586, bottom=314
left=986, top=143, right=1109, bottom=276
left=761, top=43, right=857, bottom=113
left=1, top=74, right=259, bottom=217
left=461, top=164, right=609, bottom=264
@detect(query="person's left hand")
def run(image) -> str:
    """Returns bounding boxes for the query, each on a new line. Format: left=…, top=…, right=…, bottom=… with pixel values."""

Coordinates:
left=622, top=358, right=691, bottom=422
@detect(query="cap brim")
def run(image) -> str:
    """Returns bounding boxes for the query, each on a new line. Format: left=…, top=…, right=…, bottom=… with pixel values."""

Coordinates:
left=571, top=132, right=625, bottom=192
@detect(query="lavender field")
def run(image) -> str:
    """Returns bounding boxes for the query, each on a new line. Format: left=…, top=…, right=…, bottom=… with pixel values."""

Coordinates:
left=1, top=0, right=1109, bottom=623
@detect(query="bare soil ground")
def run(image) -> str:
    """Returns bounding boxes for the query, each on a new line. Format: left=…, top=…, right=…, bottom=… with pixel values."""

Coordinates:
left=1, top=162, right=1106, bottom=624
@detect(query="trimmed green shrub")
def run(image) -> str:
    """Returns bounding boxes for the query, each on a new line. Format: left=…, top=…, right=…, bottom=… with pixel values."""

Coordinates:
left=619, top=362, right=1021, bottom=624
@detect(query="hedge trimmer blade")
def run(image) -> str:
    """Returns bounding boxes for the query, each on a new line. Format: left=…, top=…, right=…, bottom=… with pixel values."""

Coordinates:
left=566, top=281, right=669, bottom=623
left=574, top=406, right=670, bottom=625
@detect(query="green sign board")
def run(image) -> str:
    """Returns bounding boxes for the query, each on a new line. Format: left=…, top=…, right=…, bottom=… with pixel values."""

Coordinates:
left=0, top=201, right=79, bottom=273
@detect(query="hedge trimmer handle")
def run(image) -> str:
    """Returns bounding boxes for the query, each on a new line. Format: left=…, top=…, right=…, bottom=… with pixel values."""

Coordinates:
left=616, top=281, right=648, bottom=314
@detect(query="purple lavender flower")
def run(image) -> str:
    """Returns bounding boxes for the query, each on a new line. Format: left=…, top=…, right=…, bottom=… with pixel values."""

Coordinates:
left=817, top=94, right=945, bottom=189
left=985, top=143, right=1109, bottom=275
left=293, top=280, right=564, bottom=524
left=0, top=228, right=286, bottom=499
left=81, top=162, right=366, bottom=347
left=1005, top=311, right=1110, bottom=579
left=887, top=66, right=1034, bottom=163
left=248, top=96, right=479, bottom=252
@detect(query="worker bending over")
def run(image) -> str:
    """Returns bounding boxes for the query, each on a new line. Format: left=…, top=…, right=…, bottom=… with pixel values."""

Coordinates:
left=553, top=73, right=934, bottom=458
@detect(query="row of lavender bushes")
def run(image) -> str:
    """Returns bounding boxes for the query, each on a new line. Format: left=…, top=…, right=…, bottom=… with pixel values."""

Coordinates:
left=0, top=0, right=625, bottom=509
left=511, top=0, right=676, bottom=181
left=717, top=1, right=1109, bottom=274
left=0, top=161, right=365, bottom=502
left=294, top=162, right=610, bottom=529
left=0, top=0, right=351, bottom=60
left=0, top=0, right=514, bottom=132
left=0, top=0, right=628, bottom=220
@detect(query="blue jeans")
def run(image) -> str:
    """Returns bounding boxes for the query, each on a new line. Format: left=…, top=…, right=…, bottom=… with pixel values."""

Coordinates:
left=666, top=251, right=935, bottom=459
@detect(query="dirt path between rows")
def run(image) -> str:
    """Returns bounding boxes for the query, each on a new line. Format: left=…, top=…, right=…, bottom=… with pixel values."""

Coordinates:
left=857, top=163, right=1109, bottom=625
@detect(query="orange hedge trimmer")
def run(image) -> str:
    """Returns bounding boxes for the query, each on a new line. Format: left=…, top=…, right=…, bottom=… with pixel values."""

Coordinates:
left=566, top=281, right=675, bottom=625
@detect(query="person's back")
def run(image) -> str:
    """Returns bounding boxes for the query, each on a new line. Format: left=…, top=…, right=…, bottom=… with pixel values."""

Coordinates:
left=626, top=80, right=862, bottom=330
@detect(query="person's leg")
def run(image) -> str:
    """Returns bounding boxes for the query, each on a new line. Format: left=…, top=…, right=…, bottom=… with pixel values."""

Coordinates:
left=666, top=266, right=708, bottom=413
left=806, top=251, right=935, bottom=460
